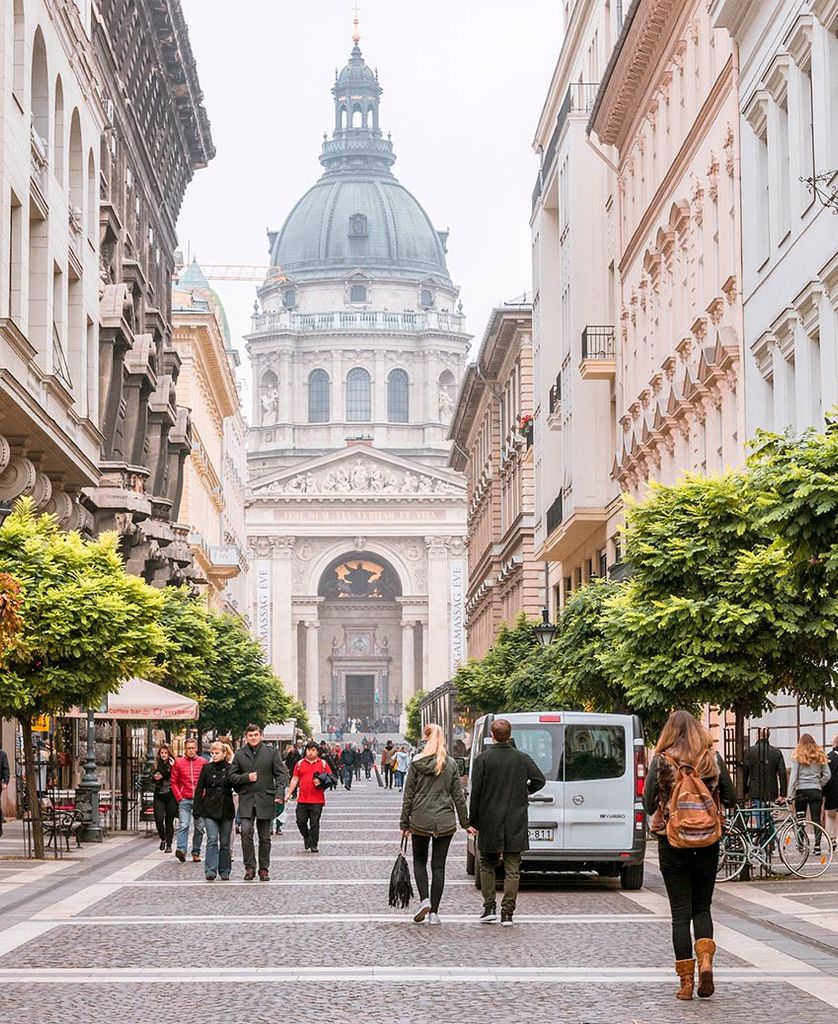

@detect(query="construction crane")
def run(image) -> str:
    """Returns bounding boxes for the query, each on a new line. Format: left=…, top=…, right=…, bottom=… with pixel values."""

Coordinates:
left=185, top=265, right=288, bottom=284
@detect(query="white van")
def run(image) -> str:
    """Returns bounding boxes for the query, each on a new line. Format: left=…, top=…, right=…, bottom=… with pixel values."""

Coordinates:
left=465, top=711, right=647, bottom=890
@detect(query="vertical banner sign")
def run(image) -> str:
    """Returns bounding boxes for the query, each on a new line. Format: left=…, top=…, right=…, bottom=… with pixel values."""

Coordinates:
left=255, top=561, right=272, bottom=657
left=450, top=560, right=466, bottom=674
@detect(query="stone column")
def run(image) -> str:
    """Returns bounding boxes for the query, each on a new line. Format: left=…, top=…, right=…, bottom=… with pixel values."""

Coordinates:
left=425, top=537, right=450, bottom=687
left=305, top=621, right=320, bottom=731
left=401, top=621, right=415, bottom=709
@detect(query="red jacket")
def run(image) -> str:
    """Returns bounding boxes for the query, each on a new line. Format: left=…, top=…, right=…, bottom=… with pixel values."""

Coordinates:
left=171, top=755, right=206, bottom=802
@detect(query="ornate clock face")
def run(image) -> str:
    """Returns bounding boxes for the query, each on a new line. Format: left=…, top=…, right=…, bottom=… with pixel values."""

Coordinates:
left=351, top=634, right=369, bottom=653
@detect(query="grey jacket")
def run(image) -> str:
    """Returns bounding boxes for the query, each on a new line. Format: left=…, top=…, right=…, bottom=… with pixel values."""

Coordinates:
left=788, top=758, right=831, bottom=799
left=399, top=755, right=468, bottom=836
left=229, top=743, right=288, bottom=820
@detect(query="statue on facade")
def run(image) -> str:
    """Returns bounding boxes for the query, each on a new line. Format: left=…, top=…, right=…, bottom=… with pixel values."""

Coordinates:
left=335, top=466, right=350, bottom=491
left=304, top=472, right=316, bottom=493
left=402, top=470, right=419, bottom=494
left=368, top=466, right=383, bottom=492
left=322, top=470, right=338, bottom=493
left=438, top=387, right=454, bottom=420
left=350, top=458, right=369, bottom=491
left=261, top=386, right=280, bottom=425
left=418, top=475, right=433, bottom=493
left=383, top=471, right=399, bottom=493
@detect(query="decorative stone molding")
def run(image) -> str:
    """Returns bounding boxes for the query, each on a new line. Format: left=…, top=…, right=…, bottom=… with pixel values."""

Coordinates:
left=253, top=457, right=462, bottom=499
left=784, top=15, right=814, bottom=67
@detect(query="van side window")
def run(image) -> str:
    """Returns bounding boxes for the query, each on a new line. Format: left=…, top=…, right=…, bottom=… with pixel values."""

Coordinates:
left=514, top=726, right=560, bottom=780
left=564, top=725, right=626, bottom=781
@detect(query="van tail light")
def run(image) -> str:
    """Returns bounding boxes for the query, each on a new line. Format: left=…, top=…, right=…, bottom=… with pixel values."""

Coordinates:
left=634, top=747, right=647, bottom=799
left=539, top=714, right=562, bottom=723
left=635, top=811, right=645, bottom=832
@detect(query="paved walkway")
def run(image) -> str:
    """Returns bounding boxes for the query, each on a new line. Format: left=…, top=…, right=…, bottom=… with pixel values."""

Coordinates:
left=1, top=780, right=838, bottom=1022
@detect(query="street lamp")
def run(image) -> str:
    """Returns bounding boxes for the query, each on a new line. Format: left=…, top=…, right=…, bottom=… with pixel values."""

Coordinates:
left=0, top=500, right=12, bottom=529
left=76, top=708, right=103, bottom=842
left=533, top=606, right=558, bottom=648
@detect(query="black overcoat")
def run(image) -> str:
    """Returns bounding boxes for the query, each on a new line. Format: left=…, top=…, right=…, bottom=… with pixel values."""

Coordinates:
left=192, top=760, right=235, bottom=821
left=468, top=741, right=546, bottom=854
left=229, top=743, right=288, bottom=820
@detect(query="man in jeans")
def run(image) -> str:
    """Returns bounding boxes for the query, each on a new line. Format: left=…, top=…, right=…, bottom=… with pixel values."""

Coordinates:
left=287, top=741, right=332, bottom=853
left=339, top=744, right=356, bottom=791
left=170, top=738, right=206, bottom=863
left=469, top=718, right=545, bottom=926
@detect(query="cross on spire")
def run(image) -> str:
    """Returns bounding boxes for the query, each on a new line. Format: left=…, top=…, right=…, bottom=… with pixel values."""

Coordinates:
left=352, top=5, right=361, bottom=44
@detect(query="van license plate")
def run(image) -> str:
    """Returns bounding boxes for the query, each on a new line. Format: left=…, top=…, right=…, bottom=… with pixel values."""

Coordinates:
left=528, top=828, right=554, bottom=842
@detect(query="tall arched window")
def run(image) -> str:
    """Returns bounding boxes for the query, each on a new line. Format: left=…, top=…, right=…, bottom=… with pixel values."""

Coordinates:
left=31, top=30, right=49, bottom=150
left=308, top=369, right=330, bottom=423
left=346, top=367, right=371, bottom=422
left=13, top=0, right=25, bottom=98
left=68, top=109, right=82, bottom=215
left=86, top=150, right=96, bottom=236
left=387, top=368, right=409, bottom=423
left=53, top=77, right=64, bottom=186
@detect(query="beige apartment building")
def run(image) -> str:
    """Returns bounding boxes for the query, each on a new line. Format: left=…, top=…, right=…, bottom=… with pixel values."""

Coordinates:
left=449, top=302, right=543, bottom=660
left=172, top=262, right=244, bottom=610
left=589, top=0, right=745, bottom=551
left=531, top=0, right=625, bottom=613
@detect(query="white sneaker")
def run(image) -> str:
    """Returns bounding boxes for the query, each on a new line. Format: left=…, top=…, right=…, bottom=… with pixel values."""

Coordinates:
left=427, top=912, right=441, bottom=925
left=413, top=898, right=431, bottom=924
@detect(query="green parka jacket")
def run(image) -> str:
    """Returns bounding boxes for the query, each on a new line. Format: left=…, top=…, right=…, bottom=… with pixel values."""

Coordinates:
left=399, top=754, right=469, bottom=836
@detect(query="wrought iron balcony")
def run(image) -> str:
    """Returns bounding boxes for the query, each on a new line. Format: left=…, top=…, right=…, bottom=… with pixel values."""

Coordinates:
left=546, top=492, right=564, bottom=535
left=580, top=325, right=617, bottom=380
left=533, top=83, right=599, bottom=213
left=548, top=372, right=562, bottom=414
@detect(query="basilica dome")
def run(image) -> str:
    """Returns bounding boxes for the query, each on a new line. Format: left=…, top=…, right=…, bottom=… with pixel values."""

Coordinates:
left=268, top=38, right=451, bottom=286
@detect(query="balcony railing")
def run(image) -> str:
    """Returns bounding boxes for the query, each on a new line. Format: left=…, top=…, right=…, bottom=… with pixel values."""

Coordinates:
left=250, top=308, right=467, bottom=336
left=546, top=492, right=564, bottom=535
left=548, top=372, right=562, bottom=415
left=581, top=325, right=616, bottom=360
left=533, top=82, right=599, bottom=213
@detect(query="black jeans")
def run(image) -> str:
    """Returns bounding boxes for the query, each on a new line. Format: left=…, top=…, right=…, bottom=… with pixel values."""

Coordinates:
left=383, top=765, right=393, bottom=788
left=796, top=789, right=824, bottom=847
left=296, top=802, right=324, bottom=848
left=240, top=812, right=273, bottom=871
left=658, top=836, right=719, bottom=960
left=411, top=832, right=454, bottom=913
left=153, top=792, right=178, bottom=845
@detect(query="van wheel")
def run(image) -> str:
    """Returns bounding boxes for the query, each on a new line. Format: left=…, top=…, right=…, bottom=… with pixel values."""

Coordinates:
left=466, top=848, right=476, bottom=876
left=620, top=863, right=644, bottom=890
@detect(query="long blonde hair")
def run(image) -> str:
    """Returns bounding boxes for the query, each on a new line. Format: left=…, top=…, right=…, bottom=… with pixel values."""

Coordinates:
left=793, top=733, right=828, bottom=766
left=422, top=723, right=448, bottom=776
left=655, top=710, right=718, bottom=781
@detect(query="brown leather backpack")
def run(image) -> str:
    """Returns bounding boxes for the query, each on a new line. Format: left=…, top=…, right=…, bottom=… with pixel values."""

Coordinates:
left=662, top=755, right=722, bottom=849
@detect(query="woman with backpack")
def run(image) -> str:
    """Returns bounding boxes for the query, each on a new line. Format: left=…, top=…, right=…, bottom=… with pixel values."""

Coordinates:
left=644, top=710, right=735, bottom=1001
left=399, top=723, right=472, bottom=925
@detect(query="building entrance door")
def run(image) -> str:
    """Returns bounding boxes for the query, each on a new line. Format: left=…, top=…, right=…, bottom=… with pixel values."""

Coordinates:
left=345, top=674, right=375, bottom=721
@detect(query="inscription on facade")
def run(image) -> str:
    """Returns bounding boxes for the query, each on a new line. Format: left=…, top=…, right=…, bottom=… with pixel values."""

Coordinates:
left=450, top=560, right=466, bottom=672
left=273, top=508, right=446, bottom=522
left=255, top=561, right=272, bottom=656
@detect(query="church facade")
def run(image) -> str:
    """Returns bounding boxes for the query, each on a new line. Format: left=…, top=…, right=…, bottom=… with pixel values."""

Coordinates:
left=246, top=28, right=470, bottom=730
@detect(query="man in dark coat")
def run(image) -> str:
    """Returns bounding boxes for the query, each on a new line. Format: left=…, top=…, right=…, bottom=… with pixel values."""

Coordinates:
left=230, top=725, right=288, bottom=881
left=0, top=747, right=9, bottom=837
left=469, top=718, right=546, bottom=926
left=743, top=729, right=787, bottom=803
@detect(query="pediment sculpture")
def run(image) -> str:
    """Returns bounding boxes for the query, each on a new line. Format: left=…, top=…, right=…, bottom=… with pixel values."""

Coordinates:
left=255, top=456, right=460, bottom=497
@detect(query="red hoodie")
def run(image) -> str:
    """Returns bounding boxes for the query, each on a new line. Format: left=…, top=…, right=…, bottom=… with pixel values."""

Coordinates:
left=171, top=755, right=205, bottom=802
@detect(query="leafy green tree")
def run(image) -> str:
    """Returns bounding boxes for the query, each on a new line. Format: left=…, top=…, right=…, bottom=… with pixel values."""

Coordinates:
left=0, top=500, right=166, bottom=856
left=452, top=614, right=538, bottom=714
left=200, top=613, right=293, bottom=738
left=155, top=588, right=216, bottom=700
left=404, top=689, right=427, bottom=746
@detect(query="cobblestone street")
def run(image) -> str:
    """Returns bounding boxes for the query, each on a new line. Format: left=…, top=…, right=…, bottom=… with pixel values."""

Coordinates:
left=2, top=782, right=838, bottom=1023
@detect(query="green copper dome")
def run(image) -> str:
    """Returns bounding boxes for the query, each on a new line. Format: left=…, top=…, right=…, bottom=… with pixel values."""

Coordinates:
left=268, top=41, right=451, bottom=286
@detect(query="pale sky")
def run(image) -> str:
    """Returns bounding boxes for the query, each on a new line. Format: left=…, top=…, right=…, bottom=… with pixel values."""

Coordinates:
left=176, top=0, right=563, bottom=399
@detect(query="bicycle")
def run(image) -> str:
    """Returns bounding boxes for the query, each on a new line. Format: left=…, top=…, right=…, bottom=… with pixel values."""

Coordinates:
left=717, top=801, right=834, bottom=881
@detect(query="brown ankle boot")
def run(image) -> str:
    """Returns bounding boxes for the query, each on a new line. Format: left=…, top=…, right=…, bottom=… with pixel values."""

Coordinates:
left=675, top=958, right=695, bottom=1000
left=695, top=938, right=716, bottom=997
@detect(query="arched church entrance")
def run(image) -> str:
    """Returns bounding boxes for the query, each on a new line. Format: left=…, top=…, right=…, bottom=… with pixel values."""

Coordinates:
left=317, top=552, right=403, bottom=734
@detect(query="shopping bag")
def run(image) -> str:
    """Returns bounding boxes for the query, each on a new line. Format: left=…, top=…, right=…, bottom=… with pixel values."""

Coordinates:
left=388, top=835, right=413, bottom=908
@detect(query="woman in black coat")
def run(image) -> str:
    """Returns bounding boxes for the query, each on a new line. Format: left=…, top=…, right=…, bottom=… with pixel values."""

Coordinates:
left=192, top=741, right=235, bottom=881
left=152, top=744, right=177, bottom=853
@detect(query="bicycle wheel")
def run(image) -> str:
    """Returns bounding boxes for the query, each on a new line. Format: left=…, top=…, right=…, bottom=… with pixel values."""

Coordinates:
left=778, top=817, right=834, bottom=878
left=717, top=829, right=748, bottom=881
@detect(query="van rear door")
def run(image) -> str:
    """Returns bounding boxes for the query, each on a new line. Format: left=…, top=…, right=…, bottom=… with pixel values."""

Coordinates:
left=562, top=716, right=634, bottom=851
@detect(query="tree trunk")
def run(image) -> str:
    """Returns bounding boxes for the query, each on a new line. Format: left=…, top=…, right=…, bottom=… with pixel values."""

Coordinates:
left=21, top=717, right=44, bottom=859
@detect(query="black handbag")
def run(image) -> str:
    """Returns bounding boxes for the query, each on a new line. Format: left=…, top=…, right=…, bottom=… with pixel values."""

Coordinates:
left=388, top=835, right=413, bottom=908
